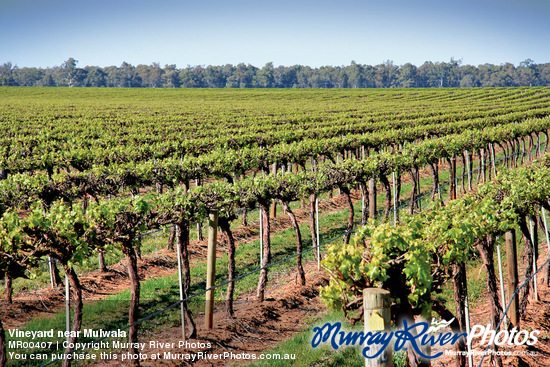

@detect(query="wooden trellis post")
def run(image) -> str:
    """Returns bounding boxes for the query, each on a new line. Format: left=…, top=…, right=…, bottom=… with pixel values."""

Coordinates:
left=259, top=209, right=263, bottom=266
left=465, top=150, right=472, bottom=191
left=48, top=257, right=56, bottom=288
left=364, top=288, right=392, bottom=367
left=465, top=291, right=473, bottom=367
left=529, top=217, right=539, bottom=301
left=65, top=274, right=70, bottom=344
left=176, top=225, right=186, bottom=340
left=316, top=198, right=320, bottom=270
left=392, top=171, right=397, bottom=226
left=369, top=176, right=377, bottom=219
left=205, top=211, right=218, bottom=329
left=542, top=208, right=550, bottom=286
left=495, top=237, right=508, bottom=328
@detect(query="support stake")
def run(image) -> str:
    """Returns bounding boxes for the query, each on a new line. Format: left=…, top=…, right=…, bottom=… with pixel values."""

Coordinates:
left=48, top=257, right=55, bottom=288
left=369, top=177, right=376, bottom=219
left=490, top=143, right=497, bottom=177
left=505, top=230, right=519, bottom=327
left=542, top=208, right=550, bottom=285
left=65, top=274, right=70, bottom=344
left=496, top=237, right=508, bottom=329
left=205, top=212, right=218, bottom=329
left=417, top=169, right=422, bottom=211
left=259, top=209, right=264, bottom=266
left=465, top=150, right=472, bottom=191
left=465, top=291, right=473, bottom=367
left=392, top=171, right=397, bottom=226
left=316, top=198, right=320, bottom=270
left=529, top=217, right=539, bottom=301
left=176, top=225, right=186, bottom=340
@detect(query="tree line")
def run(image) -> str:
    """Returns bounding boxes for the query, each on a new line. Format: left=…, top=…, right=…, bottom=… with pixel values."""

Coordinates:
left=1, top=58, right=549, bottom=88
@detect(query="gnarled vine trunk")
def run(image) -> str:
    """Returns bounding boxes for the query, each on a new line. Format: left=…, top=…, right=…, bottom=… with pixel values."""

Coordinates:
left=359, top=181, right=368, bottom=224
left=98, top=249, right=108, bottom=272
left=342, top=187, right=354, bottom=245
left=378, top=172, right=392, bottom=219
left=451, top=263, right=468, bottom=367
left=62, top=265, right=83, bottom=367
left=51, top=260, right=63, bottom=287
left=176, top=222, right=197, bottom=337
left=281, top=201, right=306, bottom=286
left=429, top=161, right=439, bottom=201
left=3, top=274, right=12, bottom=304
left=166, top=226, right=176, bottom=251
left=257, top=204, right=271, bottom=302
left=518, top=218, right=534, bottom=316
left=219, top=217, right=237, bottom=317
left=123, top=243, right=141, bottom=367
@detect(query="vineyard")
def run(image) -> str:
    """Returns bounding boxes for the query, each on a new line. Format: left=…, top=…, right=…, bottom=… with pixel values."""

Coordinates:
left=1, top=86, right=550, bottom=367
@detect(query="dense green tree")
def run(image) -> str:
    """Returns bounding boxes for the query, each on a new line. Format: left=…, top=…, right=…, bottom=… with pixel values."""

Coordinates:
left=203, top=65, right=225, bottom=87
left=418, top=61, right=437, bottom=87
left=105, top=66, right=120, bottom=87
left=447, top=58, right=463, bottom=87
left=39, top=71, right=56, bottom=87
left=362, top=65, right=376, bottom=87
left=516, top=59, right=538, bottom=86
left=274, top=65, right=300, bottom=87
left=375, top=60, right=398, bottom=88
left=222, top=64, right=235, bottom=84
left=0, top=62, right=16, bottom=86
left=179, top=66, right=205, bottom=87
left=54, top=58, right=85, bottom=87
left=105, top=62, right=140, bottom=87
left=83, top=66, right=106, bottom=87
left=162, top=64, right=180, bottom=88
left=537, top=63, right=550, bottom=85
left=317, top=66, right=337, bottom=88
left=398, top=63, right=418, bottom=87
left=478, top=63, right=497, bottom=86
left=334, top=67, right=349, bottom=88
left=119, top=62, right=141, bottom=87
left=346, top=61, right=366, bottom=88
left=459, top=65, right=480, bottom=87
left=136, top=63, right=163, bottom=88
left=226, top=63, right=256, bottom=88
left=255, top=62, right=275, bottom=87
left=296, top=66, right=313, bottom=87
left=15, top=67, right=43, bottom=86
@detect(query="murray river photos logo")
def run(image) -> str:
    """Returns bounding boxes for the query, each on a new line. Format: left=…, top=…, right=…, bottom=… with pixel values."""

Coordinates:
left=310, top=318, right=540, bottom=359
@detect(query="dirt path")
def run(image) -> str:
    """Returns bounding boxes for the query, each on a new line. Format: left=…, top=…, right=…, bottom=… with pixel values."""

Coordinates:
left=94, top=262, right=329, bottom=367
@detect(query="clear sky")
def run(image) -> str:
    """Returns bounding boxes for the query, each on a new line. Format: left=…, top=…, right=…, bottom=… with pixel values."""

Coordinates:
left=1, top=0, right=549, bottom=68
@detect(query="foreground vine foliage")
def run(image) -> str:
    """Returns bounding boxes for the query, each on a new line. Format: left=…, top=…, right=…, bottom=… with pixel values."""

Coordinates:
left=320, top=155, right=550, bottom=366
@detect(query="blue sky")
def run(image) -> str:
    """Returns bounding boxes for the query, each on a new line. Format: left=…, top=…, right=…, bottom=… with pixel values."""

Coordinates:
left=1, top=0, right=549, bottom=68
